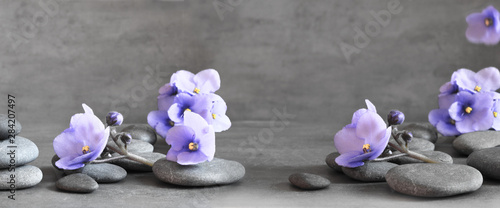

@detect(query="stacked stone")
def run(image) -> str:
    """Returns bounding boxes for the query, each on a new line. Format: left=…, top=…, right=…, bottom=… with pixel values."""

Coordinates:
left=0, top=115, right=43, bottom=191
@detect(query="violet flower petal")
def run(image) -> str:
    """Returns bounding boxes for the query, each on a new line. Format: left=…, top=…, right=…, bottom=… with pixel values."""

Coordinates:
left=474, top=67, right=500, bottom=91
left=193, top=69, right=221, bottom=94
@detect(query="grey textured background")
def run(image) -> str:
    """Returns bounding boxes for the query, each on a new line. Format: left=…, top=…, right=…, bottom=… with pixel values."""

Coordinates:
left=2, top=0, right=500, bottom=207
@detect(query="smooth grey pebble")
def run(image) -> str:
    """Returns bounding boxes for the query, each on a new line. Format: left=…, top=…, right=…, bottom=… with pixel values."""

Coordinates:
left=82, top=163, right=127, bottom=183
left=0, top=114, right=21, bottom=140
left=342, top=161, right=398, bottom=182
left=386, top=163, right=482, bottom=197
left=325, top=152, right=343, bottom=173
left=389, top=151, right=453, bottom=164
left=56, top=173, right=98, bottom=193
left=453, top=131, right=500, bottom=156
left=0, top=165, right=42, bottom=190
left=121, top=124, right=157, bottom=145
left=289, top=173, right=330, bottom=190
left=0, top=136, right=39, bottom=169
left=153, top=158, right=245, bottom=186
left=107, top=139, right=154, bottom=154
left=112, top=152, right=166, bottom=172
left=467, top=147, right=500, bottom=180
left=399, top=122, right=438, bottom=143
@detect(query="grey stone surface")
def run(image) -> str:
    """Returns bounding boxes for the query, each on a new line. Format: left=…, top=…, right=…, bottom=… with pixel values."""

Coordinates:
left=325, top=152, right=343, bottom=173
left=153, top=158, right=245, bottom=186
left=121, top=124, right=158, bottom=145
left=391, top=138, right=435, bottom=152
left=107, top=139, right=154, bottom=154
left=386, top=164, right=483, bottom=197
left=81, top=163, right=127, bottom=183
left=342, top=161, right=398, bottom=182
left=0, top=136, right=39, bottom=169
left=388, top=151, right=453, bottom=164
left=56, top=173, right=99, bottom=193
left=0, top=165, right=42, bottom=190
left=453, top=131, right=500, bottom=156
left=0, top=114, right=22, bottom=140
left=467, top=147, right=500, bottom=180
left=112, top=152, right=166, bottom=172
left=399, top=122, right=438, bottom=143
left=289, top=173, right=330, bottom=190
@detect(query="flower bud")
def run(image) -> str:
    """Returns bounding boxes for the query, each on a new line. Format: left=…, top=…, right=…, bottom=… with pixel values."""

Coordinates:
left=401, top=131, right=413, bottom=143
left=106, top=111, right=123, bottom=126
left=387, top=110, right=405, bottom=126
left=120, top=133, right=132, bottom=145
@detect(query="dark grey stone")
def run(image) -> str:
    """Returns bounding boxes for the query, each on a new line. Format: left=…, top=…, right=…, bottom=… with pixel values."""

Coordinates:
left=453, top=131, right=500, bottom=156
left=0, top=165, right=42, bottom=190
left=289, top=173, right=330, bottom=190
left=81, top=163, right=127, bottom=183
left=121, top=124, right=157, bottom=145
left=153, top=158, right=245, bottom=186
left=388, top=151, right=453, bottom=164
left=390, top=138, right=435, bottom=152
left=112, top=152, right=166, bottom=172
left=386, top=164, right=483, bottom=197
left=467, top=147, right=500, bottom=180
left=51, top=154, right=62, bottom=171
left=56, top=173, right=99, bottom=193
left=399, top=122, right=438, bottom=143
left=325, top=152, right=343, bottom=173
left=0, top=114, right=21, bottom=140
left=342, top=161, right=398, bottom=182
left=0, top=136, right=39, bottom=169
left=107, top=139, right=154, bottom=154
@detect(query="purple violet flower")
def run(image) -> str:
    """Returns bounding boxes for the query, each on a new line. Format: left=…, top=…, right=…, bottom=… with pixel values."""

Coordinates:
left=438, top=81, right=459, bottom=109
left=147, top=110, right=175, bottom=138
left=428, top=108, right=460, bottom=136
left=492, top=100, right=500, bottom=130
left=466, top=6, right=500, bottom=45
left=208, top=94, right=231, bottom=132
left=53, top=104, right=110, bottom=170
left=334, top=100, right=392, bottom=168
left=170, top=69, right=221, bottom=95
left=157, top=83, right=178, bottom=111
left=452, top=67, right=500, bottom=94
left=167, top=93, right=212, bottom=124
left=449, top=91, right=494, bottom=133
left=165, top=111, right=216, bottom=165
left=106, top=111, right=123, bottom=126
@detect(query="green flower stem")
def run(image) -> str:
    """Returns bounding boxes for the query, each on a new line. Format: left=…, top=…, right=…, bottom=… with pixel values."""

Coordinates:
left=91, top=155, right=127, bottom=164
left=387, top=142, right=438, bottom=164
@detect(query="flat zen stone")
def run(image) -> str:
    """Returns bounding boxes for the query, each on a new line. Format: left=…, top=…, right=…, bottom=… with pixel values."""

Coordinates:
left=153, top=158, right=245, bottom=186
left=289, top=173, right=330, bottom=190
left=112, top=152, right=166, bottom=172
left=121, top=124, right=157, bottom=145
left=0, top=136, right=39, bottom=169
left=0, top=114, right=22, bottom=140
left=82, top=163, right=127, bottom=183
left=56, top=173, right=98, bottom=193
left=467, top=147, right=500, bottom=180
left=325, top=152, right=343, bottom=173
left=399, top=122, right=438, bottom=143
left=0, top=165, right=43, bottom=190
left=388, top=151, right=453, bottom=164
left=386, top=164, right=482, bottom=197
left=342, top=161, right=398, bottom=182
left=453, top=131, right=500, bottom=156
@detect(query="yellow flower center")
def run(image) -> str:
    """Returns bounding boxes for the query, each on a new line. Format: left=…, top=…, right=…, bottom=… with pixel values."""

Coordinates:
left=474, top=85, right=482, bottom=92
left=465, top=107, right=473, bottom=114
left=495, top=112, right=498, bottom=118
left=362, top=144, right=371, bottom=153
left=485, top=18, right=493, bottom=27
left=184, top=108, right=192, bottom=112
left=188, top=142, right=199, bottom=151
left=82, top=145, right=90, bottom=154
left=193, top=88, right=200, bottom=94
left=212, top=114, right=217, bottom=119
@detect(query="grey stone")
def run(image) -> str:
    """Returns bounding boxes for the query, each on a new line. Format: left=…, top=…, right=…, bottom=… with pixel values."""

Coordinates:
left=399, top=122, right=438, bottom=143
left=153, top=158, right=245, bottom=186
left=390, top=138, right=435, bottom=152
left=121, top=124, right=157, bottom=145
left=56, top=173, right=98, bottom=193
left=453, top=131, right=500, bottom=156
left=342, top=161, right=398, bottom=182
left=107, top=139, right=154, bottom=154
left=112, top=152, right=166, bottom=172
left=388, top=151, right=453, bottom=164
left=289, top=173, right=330, bottom=190
left=82, top=163, right=127, bottom=183
left=386, top=164, right=483, bottom=197
left=0, top=114, right=22, bottom=140
left=325, top=152, right=343, bottom=173
left=467, top=147, right=500, bottom=180
left=51, top=154, right=62, bottom=171
left=0, top=136, right=39, bottom=169
left=0, top=165, right=42, bottom=190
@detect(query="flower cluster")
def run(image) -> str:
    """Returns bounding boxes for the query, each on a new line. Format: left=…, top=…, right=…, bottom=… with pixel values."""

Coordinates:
left=334, top=100, right=392, bottom=168
left=466, top=6, right=500, bottom=45
left=428, top=67, right=500, bottom=136
left=148, top=69, right=231, bottom=165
